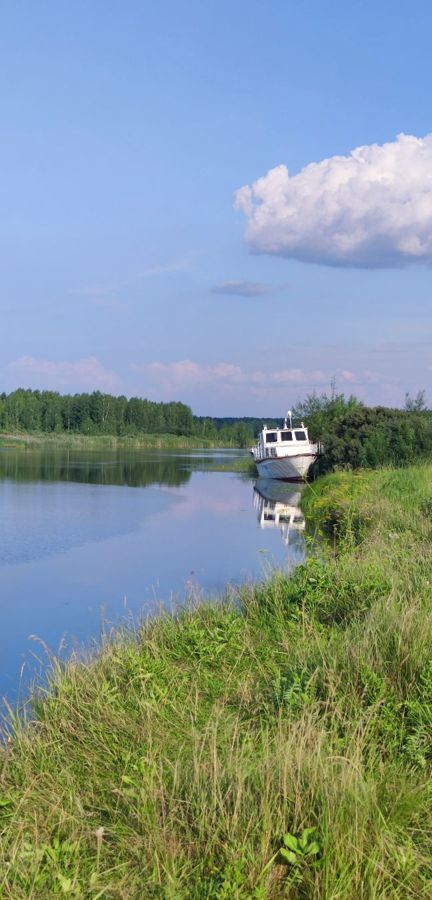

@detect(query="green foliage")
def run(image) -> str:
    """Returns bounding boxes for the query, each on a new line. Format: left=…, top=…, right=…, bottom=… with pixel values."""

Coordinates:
left=405, top=389, right=427, bottom=412
left=279, top=827, right=322, bottom=866
left=0, top=390, right=276, bottom=447
left=293, top=385, right=362, bottom=443
left=0, top=389, right=196, bottom=438
left=293, top=388, right=432, bottom=474
left=315, top=405, right=432, bottom=473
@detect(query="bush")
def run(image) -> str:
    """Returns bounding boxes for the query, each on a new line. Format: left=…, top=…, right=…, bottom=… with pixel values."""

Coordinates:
left=315, top=406, right=432, bottom=472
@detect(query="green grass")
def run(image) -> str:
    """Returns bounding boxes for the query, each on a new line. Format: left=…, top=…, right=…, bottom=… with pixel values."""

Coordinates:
left=204, top=456, right=258, bottom=476
left=0, top=431, right=234, bottom=450
left=1, top=465, right=432, bottom=897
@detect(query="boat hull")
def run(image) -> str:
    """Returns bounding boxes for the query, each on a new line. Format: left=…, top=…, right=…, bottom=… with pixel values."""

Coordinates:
left=254, top=478, right=305, bottom=506
left=255, top=452, right=317, bottom=481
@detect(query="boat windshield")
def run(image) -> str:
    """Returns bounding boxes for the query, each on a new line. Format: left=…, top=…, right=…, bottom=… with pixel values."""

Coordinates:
left=294, top=430, right=307, bottom=441
left=281, top=431, right=293, bottom=441
left=265, top=432, right=277, bottom=443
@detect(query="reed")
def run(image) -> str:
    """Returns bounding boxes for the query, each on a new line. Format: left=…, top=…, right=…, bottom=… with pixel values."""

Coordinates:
left=0, top=431, right=231, bottom=450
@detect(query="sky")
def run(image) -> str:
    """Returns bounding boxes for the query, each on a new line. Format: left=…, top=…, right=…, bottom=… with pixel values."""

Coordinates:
left=2, top=0, right=432, bottom=415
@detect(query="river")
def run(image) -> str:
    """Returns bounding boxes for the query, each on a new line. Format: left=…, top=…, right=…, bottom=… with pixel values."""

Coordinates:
left=0, top=447, right=307, bottom=703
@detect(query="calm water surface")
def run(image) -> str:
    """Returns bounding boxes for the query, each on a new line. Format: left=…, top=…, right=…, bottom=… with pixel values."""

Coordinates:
left=0, top=448, right=306, bottom=702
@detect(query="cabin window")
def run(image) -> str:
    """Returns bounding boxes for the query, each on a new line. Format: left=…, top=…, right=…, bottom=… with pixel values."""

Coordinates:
left=281, top=430, right=293, bottom=441
left=264, top=512, right=275, bottom=521
left=294, top=430, right=307, bottom=441
left=265, top=432, right=277, bottom=443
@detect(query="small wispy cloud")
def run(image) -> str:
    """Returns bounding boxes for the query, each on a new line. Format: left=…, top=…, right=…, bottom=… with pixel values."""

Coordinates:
left=71, top=259, right=191, bottom=302
left=69, top=284, right=119, bottom=300
left=8, top=356, right=120, bottom=392
left=211, top=280, right=277, bottom=297
left=138, top=259, right=191, bottom=278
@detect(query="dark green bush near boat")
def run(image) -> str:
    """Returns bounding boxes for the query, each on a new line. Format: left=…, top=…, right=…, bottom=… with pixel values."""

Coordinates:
left=293, top=389, right=432, bottom=473
left=315, top=405, right=432, bottom=472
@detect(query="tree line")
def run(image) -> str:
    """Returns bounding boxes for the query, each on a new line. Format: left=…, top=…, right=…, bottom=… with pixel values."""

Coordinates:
left=0, top=389, right=264, bottom=446
left=0, top=389, right=194, bottom=436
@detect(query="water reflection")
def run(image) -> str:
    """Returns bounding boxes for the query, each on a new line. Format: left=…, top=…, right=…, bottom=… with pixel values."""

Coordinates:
left=0, top=448, right=196, bottom=488
left=254, top=478, right=305, bottom=546
left=0, top=450, right=307, bottom=702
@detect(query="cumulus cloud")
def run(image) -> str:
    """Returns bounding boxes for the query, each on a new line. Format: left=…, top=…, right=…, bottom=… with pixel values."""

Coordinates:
left=8, top=356, right=120, bottom=392
left=235, top=133, right=432, bottom=268
left=211, top=280, right=275, bottom=297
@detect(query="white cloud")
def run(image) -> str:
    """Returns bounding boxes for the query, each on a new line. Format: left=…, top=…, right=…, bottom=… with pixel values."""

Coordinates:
left=211, top=280, right=275, bottom=297
left=136, top=359, right=354, bottom=393
left=235, top=133, right=432, bottom=268
left=71, top=259, right=190, bottom=301
left=8, top=356, right=120, bottom=392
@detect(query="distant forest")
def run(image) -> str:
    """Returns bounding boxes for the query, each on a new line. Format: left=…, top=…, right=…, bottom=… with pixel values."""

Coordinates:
left=0, top=389, right=277, bottom=447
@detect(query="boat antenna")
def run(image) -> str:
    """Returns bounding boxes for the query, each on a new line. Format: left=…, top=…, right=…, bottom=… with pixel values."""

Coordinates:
left=287, top=409, right=293, bottom=430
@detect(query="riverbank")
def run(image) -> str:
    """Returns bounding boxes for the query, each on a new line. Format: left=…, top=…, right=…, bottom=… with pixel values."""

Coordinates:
left=1, top=464, right=431, bottom=897
left=0, top=431, right=237, bottom=450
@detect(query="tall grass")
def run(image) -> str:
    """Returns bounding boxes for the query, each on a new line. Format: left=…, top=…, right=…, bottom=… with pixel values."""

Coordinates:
left=1, top=465, right=432, bottom=897
left=0, top=432, right=233, bottom=450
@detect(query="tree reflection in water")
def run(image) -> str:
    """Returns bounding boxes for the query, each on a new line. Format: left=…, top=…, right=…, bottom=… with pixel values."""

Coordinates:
left=0, top=449, right=193, bottom=489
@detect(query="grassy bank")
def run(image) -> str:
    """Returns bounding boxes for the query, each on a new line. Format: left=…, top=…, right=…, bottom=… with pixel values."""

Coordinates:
left=1, top=465, right=432, bottom=897
left=0, top=432, right=235, bottom=451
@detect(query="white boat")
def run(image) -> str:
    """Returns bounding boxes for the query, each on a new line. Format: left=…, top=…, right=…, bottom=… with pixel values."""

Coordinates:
left=251, top=411, right=319, bottom=480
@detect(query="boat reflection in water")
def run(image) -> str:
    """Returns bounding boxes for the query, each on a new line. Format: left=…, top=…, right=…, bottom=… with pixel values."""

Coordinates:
left=254, top=478, right=306, bottom=546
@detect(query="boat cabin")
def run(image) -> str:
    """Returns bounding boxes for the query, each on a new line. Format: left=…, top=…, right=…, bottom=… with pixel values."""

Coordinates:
left=253, top=418, right=310, bottom=461
left=263, top=426, right=308, bottom=445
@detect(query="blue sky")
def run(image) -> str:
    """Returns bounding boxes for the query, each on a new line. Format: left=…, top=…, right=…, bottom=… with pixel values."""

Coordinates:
left=2, top=0, right=432, bottom=414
